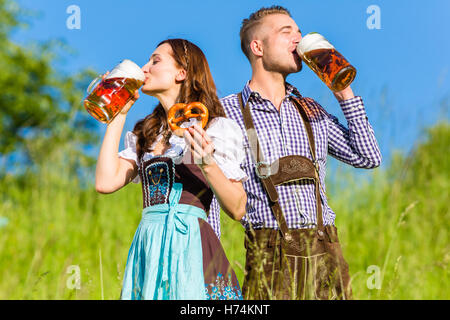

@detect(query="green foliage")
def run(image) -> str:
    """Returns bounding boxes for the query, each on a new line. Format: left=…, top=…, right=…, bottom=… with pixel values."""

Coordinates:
left=0, top=121, right=448, bottom=299
left=220, top=121, right=450, bottom=299
left=0, top=0, right=99, bottom=171
left=0, top=144, right=142, bottom=299
left=0, top=0, right=448, bottom=301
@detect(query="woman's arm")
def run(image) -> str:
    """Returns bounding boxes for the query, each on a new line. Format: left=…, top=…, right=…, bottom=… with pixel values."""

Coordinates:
left=200, top=163, right=247, bottom=221
left=95, top=89, right=139, bottom=194
left=184, top=124, right=247, bottom=221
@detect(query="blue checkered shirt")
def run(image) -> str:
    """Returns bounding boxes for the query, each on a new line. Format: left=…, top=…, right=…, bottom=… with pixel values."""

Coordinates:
left=207, top=81, right=381, bottom=239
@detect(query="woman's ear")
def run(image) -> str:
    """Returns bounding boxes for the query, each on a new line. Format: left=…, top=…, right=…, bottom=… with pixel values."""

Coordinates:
left=175, top=68, right=187, bottom=82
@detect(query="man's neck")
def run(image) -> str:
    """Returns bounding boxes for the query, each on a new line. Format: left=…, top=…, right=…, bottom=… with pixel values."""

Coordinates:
left=249, top=70, right=287, bottom=111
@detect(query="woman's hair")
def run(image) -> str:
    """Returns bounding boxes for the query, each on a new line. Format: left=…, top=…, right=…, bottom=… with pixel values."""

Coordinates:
left=133, top=38, right=226, bottom=160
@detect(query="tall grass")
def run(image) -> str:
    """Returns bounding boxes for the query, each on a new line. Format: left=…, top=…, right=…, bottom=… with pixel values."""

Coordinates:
left=0, top=152, right=142, bottom=299
left=220, top=121, right=449, bottom=299
left=0, top=122, right=448, bottom=299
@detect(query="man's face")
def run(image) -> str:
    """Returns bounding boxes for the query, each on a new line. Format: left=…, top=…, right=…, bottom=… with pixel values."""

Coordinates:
left=256, top=14, right=303, bottom=75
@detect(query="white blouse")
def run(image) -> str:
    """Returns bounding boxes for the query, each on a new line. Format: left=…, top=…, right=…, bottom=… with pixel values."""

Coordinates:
left=118, top=117, right=248, bottom=184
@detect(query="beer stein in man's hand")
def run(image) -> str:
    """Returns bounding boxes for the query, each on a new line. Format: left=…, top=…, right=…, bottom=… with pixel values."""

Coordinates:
left=83, top=59, right=144, bottom=123
left=296, top=33, right=356, bottom=92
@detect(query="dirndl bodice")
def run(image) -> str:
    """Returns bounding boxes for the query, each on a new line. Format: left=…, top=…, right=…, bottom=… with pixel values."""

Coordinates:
left=120, top=155, right=243, bottom=300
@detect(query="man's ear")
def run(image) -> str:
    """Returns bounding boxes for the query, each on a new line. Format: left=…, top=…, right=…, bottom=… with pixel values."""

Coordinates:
left=249, top=39, right=264, bottom=58
left=175, top=68, right=187, bottom=82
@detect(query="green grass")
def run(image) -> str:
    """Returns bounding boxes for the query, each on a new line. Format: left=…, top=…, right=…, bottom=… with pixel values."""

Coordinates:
left=0, top=122, right=448, bottom=299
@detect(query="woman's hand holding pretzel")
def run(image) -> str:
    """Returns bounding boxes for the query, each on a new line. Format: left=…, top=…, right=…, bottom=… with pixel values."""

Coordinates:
left=168, top=102, right=209, bottom=137
left=183, top=124, right=215, bottom=169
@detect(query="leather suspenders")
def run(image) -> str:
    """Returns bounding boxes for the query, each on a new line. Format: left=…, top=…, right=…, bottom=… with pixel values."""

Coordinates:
left=237, top=93, right=325, bottom=240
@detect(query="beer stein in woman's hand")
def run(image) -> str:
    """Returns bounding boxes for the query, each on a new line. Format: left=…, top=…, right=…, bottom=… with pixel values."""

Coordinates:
left=296, top=33, right=356, bottom=92
left=83, top=59, right=144, bottom=123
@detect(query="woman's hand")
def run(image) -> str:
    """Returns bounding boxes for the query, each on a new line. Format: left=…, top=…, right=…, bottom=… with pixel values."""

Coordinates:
left=183, top=123, right=246, bottom=221
left=183, top=123, right=215, bottom=168
left=120, top=90, right=139, bottom=115
left=95, top=71, right=139, bottom=194
left=100, top=71, right=139, bottom=116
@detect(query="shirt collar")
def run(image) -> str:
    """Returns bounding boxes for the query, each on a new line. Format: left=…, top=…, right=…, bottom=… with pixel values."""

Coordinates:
left=240, top=80, right=303, bottom=111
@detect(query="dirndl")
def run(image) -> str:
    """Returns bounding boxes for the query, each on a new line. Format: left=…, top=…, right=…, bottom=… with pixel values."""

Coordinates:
left=120, top=182, right=208, bottom=300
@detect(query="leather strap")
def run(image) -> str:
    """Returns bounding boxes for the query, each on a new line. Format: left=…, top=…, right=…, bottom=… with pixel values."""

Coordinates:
left=291, top=97, right=324, bottom=231
left=237, top=92, right=324, bottom=238
left=238, top=93, right=289, bottom=237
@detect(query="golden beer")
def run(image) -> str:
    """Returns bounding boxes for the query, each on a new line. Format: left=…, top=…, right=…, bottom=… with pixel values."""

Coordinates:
left=297, top=33, right=356, bottom=92
left=83, top=59, right=144, bottom=123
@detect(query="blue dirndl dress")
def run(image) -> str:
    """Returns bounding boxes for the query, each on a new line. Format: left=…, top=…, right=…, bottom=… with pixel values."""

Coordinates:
left=120, top=155, right=243, bottom=300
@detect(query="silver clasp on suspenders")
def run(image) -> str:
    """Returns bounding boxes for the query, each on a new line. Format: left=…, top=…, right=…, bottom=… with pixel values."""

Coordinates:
left=255, top=161, right=271, bottom=179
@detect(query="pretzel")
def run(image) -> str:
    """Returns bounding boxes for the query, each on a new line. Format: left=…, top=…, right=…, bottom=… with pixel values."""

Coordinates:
left=167, top=102, right=209, bottom=137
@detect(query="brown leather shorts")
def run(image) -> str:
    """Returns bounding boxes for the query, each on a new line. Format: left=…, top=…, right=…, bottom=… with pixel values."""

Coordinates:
left=242, top=226, right=353, bottom=300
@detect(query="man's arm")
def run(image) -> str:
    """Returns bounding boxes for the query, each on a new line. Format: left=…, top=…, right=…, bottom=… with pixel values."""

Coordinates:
left=325, top=87, right=382, bottom=168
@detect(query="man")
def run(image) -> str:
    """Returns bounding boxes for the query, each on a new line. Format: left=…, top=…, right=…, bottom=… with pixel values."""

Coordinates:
left=209, top=6, right=381, bottom=300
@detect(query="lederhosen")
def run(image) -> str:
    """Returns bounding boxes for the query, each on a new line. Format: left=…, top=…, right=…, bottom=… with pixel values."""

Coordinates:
left=237, top=93, right=353, bottom=300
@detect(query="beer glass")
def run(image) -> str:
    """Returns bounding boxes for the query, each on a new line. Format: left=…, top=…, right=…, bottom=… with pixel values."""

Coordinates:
left=83, top=59, right=145, bottom=123
left=296, top=33, right=356, bottom=92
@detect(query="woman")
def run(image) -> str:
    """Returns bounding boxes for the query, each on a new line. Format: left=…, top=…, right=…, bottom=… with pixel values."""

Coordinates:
left=95, top=39, right=247, bottom=300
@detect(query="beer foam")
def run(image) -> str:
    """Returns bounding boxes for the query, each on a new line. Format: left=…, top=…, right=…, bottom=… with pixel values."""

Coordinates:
left=106, top=59, right=145, bottom=82
left=297, top=33, right=334, bottom=56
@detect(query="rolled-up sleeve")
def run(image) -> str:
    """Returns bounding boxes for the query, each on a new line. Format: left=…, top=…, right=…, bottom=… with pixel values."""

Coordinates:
left=326, top=96, right=382, bottom=169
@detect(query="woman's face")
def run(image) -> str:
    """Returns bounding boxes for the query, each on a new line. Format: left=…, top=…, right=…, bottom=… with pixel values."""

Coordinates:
left=141, top=43, right=184, bottom=96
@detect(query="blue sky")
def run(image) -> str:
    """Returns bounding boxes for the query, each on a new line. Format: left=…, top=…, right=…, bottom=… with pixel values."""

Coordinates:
left=12, top=0, right=450, bottom=169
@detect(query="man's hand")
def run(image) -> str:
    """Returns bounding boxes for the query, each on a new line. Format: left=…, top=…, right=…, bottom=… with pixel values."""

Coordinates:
left=333, top=86, right=355, bottom=102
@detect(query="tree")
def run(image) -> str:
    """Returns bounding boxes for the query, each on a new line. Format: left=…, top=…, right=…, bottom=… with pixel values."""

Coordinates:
left=0, top=0, right=100, bottom=175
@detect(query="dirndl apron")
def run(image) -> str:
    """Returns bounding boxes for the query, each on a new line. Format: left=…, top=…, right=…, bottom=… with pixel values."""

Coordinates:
left=120, top=182, right=208, bottom=299
left=120, top=155, right=242, bottom=300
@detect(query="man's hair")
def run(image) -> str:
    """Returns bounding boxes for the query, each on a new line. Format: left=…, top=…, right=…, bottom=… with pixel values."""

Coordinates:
left=240, top=5, right=291, bottom=60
